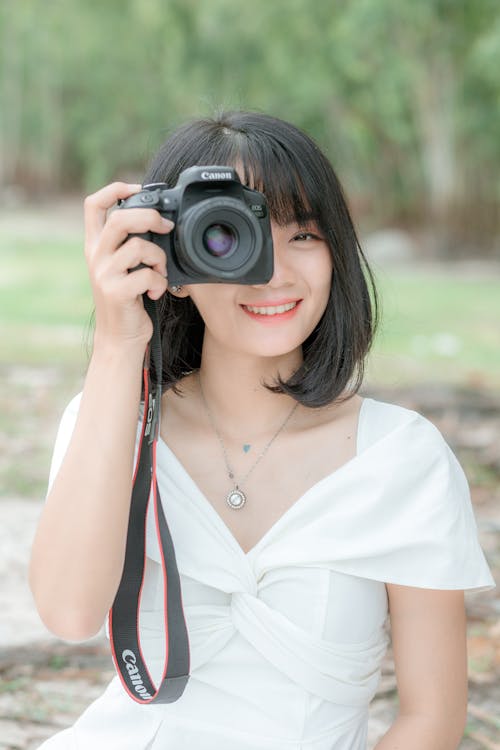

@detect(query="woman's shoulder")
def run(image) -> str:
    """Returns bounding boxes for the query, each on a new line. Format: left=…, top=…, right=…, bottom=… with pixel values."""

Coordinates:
left=347, top=398, right=495, bottom=592
left=357, top=395, right=445, bottom=455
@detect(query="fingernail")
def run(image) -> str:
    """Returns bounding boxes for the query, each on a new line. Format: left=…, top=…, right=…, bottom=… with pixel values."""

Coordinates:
left=162, top=217, right=174, bottom=227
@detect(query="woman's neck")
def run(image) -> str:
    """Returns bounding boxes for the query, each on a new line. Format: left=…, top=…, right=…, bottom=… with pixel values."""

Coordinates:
left=194, top=339, right=303, bottom=437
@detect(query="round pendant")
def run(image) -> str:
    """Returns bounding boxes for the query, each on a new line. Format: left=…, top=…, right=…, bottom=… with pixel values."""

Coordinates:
left=226, top=488, right=246, bottom=510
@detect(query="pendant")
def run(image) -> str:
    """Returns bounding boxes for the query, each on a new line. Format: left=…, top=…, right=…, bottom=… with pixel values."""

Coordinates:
left=226, top=488, right=246, bottom=510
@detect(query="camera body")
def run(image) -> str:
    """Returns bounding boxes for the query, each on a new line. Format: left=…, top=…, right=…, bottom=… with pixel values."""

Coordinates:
left=118, top=166, right=274, bottom=286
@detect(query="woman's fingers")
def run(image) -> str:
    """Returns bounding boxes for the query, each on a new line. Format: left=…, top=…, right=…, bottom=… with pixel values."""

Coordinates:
left=105, top=267, right=168, bottom=303
left=84, top=182, right=142, bottom=250
left=84, top=182, right=175, bottom=259
left=96, top=237, right=168, bottom=279
left=83, top=181, right=176, bottom=349
left=87, top=215, right=174, bottom=271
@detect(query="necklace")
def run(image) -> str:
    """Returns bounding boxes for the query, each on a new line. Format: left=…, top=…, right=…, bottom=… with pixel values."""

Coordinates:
left=198, top=376, right=298, bottom=510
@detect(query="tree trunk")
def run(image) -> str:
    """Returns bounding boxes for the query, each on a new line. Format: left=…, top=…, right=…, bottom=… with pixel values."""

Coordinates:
left=0, top=7, right=24, bottom=190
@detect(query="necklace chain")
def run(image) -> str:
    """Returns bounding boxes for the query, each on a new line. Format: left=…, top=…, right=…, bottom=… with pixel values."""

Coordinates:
left=198, top=375, right=298, bottom=510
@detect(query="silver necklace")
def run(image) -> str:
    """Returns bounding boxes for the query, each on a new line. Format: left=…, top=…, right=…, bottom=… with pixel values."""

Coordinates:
left=198, top=377, right=298, bottom=510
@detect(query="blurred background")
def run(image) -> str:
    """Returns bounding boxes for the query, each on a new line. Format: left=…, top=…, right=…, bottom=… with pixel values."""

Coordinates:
left=0, top=1, right=499, bottom=748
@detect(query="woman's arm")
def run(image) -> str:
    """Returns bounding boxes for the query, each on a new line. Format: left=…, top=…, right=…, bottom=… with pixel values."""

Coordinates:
left=29, top=182, right=172, bottom=642
left=374, top=585, right=468, bottom=750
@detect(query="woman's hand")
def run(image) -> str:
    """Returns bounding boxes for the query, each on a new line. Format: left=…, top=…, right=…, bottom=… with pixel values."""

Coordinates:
left=84, top=181, right=174, bottom=352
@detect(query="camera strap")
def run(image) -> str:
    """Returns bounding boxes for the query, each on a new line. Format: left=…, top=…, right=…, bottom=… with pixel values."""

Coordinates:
left=108, top=295, right=190, bottom=704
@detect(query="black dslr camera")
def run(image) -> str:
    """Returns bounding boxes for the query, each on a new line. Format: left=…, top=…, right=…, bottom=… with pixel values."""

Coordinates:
left=118, top=166, right=274, bottom=285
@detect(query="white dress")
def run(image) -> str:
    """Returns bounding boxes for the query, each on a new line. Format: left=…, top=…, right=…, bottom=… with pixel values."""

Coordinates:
left=38, top=397, right=494, bottom=750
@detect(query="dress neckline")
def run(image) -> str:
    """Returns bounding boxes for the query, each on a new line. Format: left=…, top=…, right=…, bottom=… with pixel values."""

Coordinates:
left=157, top=397, right=371, bottom=558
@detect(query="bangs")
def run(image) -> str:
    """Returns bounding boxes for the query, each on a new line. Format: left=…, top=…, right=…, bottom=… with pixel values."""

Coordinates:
left=145, top=112, right=326, bottom=227
left=236, top=137, right=317, bottom=226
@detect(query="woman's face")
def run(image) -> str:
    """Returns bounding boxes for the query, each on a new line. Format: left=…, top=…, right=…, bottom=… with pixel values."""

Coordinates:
left=180, top=218, right=333, bottom=363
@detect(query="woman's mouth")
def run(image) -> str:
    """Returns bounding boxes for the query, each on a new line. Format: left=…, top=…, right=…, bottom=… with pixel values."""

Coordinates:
left=241, top=300, right=301, bottom=321
left=244, top=301, right=297, bottom=315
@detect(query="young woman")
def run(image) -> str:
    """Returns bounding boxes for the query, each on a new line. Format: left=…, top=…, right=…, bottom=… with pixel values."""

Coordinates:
left=31, top=111, right=494, bottom=750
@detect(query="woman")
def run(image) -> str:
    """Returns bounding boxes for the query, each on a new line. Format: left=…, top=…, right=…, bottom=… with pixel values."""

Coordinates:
left=30, top=111, right=494, bottom=749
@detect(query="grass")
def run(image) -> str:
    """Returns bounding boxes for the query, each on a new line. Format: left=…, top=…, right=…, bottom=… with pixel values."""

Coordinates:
left=1, top=234, right=92, bottom=366
left=1, top=232, right=500, bottom=386
left=367, top=267, right=500, bottom=388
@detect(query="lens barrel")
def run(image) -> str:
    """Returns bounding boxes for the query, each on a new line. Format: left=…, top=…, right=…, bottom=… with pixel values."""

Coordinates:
left=176, top=197, right=264, bottom=279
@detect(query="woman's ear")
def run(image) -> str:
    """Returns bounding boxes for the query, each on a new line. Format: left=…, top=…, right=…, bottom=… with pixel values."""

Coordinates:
left=168, top=284, right=190, bottom=298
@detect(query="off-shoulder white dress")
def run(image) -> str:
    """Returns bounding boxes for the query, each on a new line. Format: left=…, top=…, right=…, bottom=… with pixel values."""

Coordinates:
left=38, top=397, right=495, bottom=749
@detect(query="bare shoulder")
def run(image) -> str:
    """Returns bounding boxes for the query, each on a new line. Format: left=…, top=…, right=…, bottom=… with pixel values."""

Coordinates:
left=279, top=393, right=364, bottom=482
left=292, top=392, right=364, bottom=435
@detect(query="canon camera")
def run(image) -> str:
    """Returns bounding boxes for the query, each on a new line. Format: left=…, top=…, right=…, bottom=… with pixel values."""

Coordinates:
left=118, top=166, right=274, bottom=285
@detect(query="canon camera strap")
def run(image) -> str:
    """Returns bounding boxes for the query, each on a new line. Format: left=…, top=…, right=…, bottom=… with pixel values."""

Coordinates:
left=108, top=294, right=190, bottom=704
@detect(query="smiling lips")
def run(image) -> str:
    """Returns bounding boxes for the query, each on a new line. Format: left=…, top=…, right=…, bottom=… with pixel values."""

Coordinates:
left=241, top=300, right=301, bottom=320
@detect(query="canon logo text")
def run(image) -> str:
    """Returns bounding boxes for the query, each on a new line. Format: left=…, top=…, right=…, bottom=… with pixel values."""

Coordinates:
left=200, top=171, right=232, bottom=180
left=122, top=649, right=153, bottom=699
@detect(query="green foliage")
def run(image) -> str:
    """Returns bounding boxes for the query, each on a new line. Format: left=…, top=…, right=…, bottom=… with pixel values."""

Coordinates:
left=369, top=269, right=500, bottom=386
left=1, top=0, right=499, bottom=251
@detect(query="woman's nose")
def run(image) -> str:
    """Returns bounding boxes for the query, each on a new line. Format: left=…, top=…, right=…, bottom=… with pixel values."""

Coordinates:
left=253, top=233, right=294, bottom=289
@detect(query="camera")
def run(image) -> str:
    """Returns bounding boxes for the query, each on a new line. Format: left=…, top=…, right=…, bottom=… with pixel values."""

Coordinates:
left=118, top=166, right=274, bottom=285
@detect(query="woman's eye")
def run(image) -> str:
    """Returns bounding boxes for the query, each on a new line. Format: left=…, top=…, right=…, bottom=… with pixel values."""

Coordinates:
left=292, top=232, right=322, bottom=242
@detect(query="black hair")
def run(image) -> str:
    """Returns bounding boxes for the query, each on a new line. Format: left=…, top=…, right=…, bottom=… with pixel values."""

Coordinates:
left=144, top=110, right=378, bottom=408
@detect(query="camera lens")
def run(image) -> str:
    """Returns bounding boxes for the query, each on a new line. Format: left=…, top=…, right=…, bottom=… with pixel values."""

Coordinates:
left=202, top=223, right=237, bottom=257
left=176, top=196, right=268, bottom=281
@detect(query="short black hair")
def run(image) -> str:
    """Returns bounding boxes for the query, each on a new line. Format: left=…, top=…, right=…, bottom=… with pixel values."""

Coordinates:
left=145, top=110, right=378, bottom=408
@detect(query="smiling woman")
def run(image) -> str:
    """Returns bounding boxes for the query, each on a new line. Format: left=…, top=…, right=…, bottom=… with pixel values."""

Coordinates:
left=30, top=111, right=494, bottom=750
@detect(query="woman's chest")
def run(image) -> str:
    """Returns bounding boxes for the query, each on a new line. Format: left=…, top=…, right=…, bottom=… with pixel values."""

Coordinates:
left=162, top=423, right=357, bottom=555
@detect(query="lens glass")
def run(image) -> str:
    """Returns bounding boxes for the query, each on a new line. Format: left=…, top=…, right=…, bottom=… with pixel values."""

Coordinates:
left=202, top=223, right=237, bottom=257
